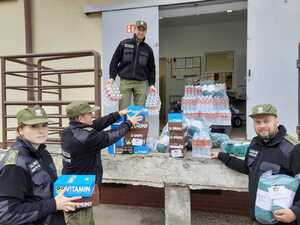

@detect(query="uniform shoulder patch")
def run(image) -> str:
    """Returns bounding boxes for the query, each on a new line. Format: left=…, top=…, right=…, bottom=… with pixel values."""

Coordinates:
left=0, top=149, right=19, bottom=166
left=83, top=127, right=94, bottom=132
left=0, top=151, right=6, bottom=162
left=124, top=43, right=134, bottom=48
left=71, top=127, right=92, bottom=144
left=284, top=134, right=299, bottom=146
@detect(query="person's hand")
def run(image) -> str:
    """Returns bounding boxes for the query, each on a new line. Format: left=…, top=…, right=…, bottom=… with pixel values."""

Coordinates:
left=106, top=79, right=114, bottom=85
left=274, top=209, right=296, bottom=223
left=211, top=152, right=220, bottom=159
left=55, top=189, right=82, bottom=212
left=149, top=85, right=157, bottom=93
left=127, top=115, right=143, bottom=126
left=119, top=109, right=128, bottom=116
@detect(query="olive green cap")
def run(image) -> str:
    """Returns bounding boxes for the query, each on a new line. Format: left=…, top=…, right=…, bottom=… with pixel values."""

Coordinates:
left=249, top=104, right=278, bottom=118
left=136, top=20, right=147, bottom=30
left=16, top=106, right=50, bottom=125
left=66, top=101, right=100, bottom=118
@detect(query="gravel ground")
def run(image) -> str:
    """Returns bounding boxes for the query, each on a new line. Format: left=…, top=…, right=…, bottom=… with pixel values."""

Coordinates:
left=93, top=204, right=250, bottom=225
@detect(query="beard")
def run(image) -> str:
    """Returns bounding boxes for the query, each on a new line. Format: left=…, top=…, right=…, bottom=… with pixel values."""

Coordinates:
left=257, top=127, right=278, bottom=141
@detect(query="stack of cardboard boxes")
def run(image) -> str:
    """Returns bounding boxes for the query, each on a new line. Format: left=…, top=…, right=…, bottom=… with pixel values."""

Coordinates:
left=108, top=105, right=150, bottom=154
left=123, top=121, right=149, bottom=154
left=168, top=113, right=187, bottom=158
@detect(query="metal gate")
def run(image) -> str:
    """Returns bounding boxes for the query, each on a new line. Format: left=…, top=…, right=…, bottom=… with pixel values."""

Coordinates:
left=1, top=51, right=101, bottom=148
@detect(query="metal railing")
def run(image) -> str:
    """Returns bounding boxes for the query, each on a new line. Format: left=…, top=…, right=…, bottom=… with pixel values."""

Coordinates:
left=1, top=51, right=101, bottom=148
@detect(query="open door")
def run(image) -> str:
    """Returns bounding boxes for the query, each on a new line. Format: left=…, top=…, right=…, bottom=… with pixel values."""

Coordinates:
left=247, top=0, right=300, bottom=138
left=159, top=58, right=167, bottom=126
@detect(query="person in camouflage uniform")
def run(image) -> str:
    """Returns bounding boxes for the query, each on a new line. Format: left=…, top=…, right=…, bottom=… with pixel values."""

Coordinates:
left=0, top=106, right=82, bottom=225
left=212, top=104, right=300, bottom=225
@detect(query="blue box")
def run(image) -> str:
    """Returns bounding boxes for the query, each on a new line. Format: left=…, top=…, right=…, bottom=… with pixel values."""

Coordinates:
left=127, top=105, right=148, bottom=120
left=168, top=113, right=183, bottom=122
left=115, top=138, right=124, bottom=148
left=133, top=145, right=151, bottom=154
left=107, top=144, right=116, bottom=154
left=53, top=175, right=95, bottom=198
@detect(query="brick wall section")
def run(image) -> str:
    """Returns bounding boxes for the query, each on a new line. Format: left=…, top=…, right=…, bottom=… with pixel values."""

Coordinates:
left=191, top=190, right=250, bottom=216
left=99, top=184, right=250, bottom=216
left=100, top=184, right=164, bottom=208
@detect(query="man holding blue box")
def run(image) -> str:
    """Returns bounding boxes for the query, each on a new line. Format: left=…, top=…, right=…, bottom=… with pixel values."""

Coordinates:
left=60, top=101, right=141, bottom=225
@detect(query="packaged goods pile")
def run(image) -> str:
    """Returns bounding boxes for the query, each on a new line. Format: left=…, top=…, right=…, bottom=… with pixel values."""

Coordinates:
left=255, top=171, right=299, bottom=224
left=181, top=83, right=231, bottom=126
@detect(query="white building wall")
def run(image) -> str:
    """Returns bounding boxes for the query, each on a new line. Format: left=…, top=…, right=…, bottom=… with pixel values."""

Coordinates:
left=247, top=0, right=300, bottom=138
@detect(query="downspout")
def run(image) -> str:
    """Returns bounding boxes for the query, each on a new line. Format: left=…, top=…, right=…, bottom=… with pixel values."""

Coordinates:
left=24, top=0, right=34, bottom=101
left=297, top=43, right=300, bottom=140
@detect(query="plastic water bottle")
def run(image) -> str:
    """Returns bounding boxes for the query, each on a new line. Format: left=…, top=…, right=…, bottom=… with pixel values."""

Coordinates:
left=192, top=133, right=201, bottom=158
left=201, top=131, right=212, bottom=158
left=192, top=131, right=212, bottom=159
left=145, top=92, right=161, bottom=140
left=187, top=97, right=193, bottom=118
left=145, top=92, right=161, bottom=115
left=191, top=96, right=197, bottom=119
left=185, top=85, right=193, bottom=97
left=181, top=97, right=187, bottom=113
left=103, top=80, right=122, bottom=106
left=195, top=85, right=202, bottom=96
left=196, top=96, right=201, bottom=118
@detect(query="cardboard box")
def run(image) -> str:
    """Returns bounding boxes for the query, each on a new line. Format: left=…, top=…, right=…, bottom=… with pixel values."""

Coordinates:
left=168, top=122, right=184, bottom=131
left=169, top=125, right=187, bottom=147
left=168, top=113, right=183, bottom=122
left=169, top=137, right=188, bottom=146
left=108, top=117, right=149, bottom=155
left=108, top=117, right=126, bottom=154
left=169, top=129, right=187, bottom=136
left=54, top=175, right=96, bottom=208
left=169, top=148, right=186, bottom=158
left=169, top=134, right=188, bottom=141
left=169, top=143, right=187, bottom=149
left=125, top=131, right=148, bottom=140
left=125, top=121, right=149, bottom=148
left=114, top=117, right=150, bottom=155
left=54, top=175, right=95, bottom=197
left=126, top=133, right=146, bottom=139
left=130, top=121, right=149, bottom=131
left=125, top=137, right=147, bottom=146
left=116, top=146, right=134, bottom=154
left=167, top=113, right=187, bottom=158
left=126, top=122, right=149, bottom=137
left=169, top=134, right=186, bottom=140
left=127, top=105, right=148, bottom=120
left=133, top=145, right=151, bottom=154
left=169, top=140, right=187, bottom=158
left=168, top=113, right=185, bottom=132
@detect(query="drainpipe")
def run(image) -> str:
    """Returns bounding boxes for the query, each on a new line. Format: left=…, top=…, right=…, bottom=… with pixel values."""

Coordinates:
left=24, top=0, right=34, bottom=101
left=297, top=43, right=300, bottom=140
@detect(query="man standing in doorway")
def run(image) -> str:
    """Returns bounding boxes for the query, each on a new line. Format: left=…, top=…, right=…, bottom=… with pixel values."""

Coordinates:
left=109, top=20, right=157, bottom=109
